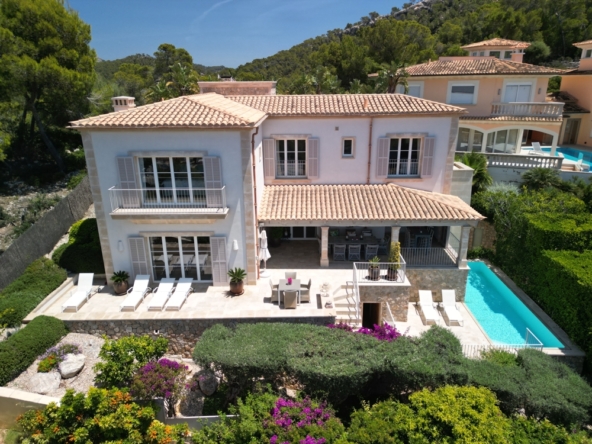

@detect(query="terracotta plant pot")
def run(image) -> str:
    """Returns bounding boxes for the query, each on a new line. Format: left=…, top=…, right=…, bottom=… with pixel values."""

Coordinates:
left=229, top=280, right=244, bottom=296
left=368, top=267, right=381, bottom=281
left=386, top=268, right=400, bottom=281
left=113, top=281, right=129, bottom=295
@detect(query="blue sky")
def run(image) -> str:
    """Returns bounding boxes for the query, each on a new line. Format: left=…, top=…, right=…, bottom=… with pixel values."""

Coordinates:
left=68, top=0, right=404, bottom=68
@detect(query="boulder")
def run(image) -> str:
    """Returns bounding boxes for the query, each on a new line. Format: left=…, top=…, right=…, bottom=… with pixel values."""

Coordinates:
left=59, top=353, right=85, bottom=379
left=197, top=369, right=218, bottom=396
left=31, top=372, right=60, bottom=395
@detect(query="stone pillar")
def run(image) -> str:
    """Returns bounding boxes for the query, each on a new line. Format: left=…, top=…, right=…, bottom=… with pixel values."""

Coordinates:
left=550, top=133, right=558, bottom=158
left=456, top=225, right=472, bottom=268
left=516, top=129, right=524, bottom=153
left=391, top=226, right=400, bottom=243
left=320, top=226, right=329, bottom=267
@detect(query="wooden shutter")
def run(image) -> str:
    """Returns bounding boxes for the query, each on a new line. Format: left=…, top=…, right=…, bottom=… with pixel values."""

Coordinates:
left=210, top=237, right=228, bottom=286
left=263, top=138, right=276, bottom=180
left=376, top=138, right=390, bottom=178
left=204, top=156, right=223, bottom=208
left=421, top=137, right=435, bottom=178
left=128, top=237, right=150, bottom=279
left=307, top=138, right=320, bottom=179
left=117, top=157, right=140, bottom=208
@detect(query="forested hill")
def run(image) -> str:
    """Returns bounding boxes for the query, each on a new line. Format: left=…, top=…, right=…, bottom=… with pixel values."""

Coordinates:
left=234, top=0, right=592, bottom=93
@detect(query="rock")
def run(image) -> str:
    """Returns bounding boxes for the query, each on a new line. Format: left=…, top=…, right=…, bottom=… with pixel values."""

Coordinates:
left=285, top=388, right=297, bottom=399
left=59, top=354, right=86, bottom=379
left=30, top=372, right=60, bottom=395
left=197, top=369, right=218, bottom=396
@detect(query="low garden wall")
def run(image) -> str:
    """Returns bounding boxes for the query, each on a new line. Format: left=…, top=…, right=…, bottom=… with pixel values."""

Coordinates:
left=406, top=267, right=469, bottom=303
left=359, top=282, right=411, bottom=322
left=0, top=388, right=59, bottom=429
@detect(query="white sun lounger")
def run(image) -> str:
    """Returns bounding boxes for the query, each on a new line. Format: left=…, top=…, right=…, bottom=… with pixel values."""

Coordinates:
left=164, top=278, right=194, bottom=311
left=120, top=275, right=151, bottom=311
left=147, top=278, right=176, bottom=311
left=418, top=290, right=439, bottom=325
left=441, top=289, right=464, bottom=326
left=62, top=273, right=95, bottom=312
left=531, top=142, right=546, bottom=155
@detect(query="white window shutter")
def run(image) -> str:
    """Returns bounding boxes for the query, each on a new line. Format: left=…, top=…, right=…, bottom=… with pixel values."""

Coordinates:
left=422, top=137, right=436, bottom=178
left=117, top=157, right=140, bottom=208
left=263, top=139, right=275, bottom=180
left=210, top=237, right=228, bottom=286
left=204, top=156, right=224, bottom=208
left=307, top=138, right=320, bottom=179
left=128, top=237, right=150, bottom=279
left=376, top=138, right=390, bottom=178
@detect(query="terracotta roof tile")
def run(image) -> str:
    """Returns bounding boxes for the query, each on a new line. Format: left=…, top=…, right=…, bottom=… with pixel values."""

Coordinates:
left=461, top=38, right=531, bottom=49
left=69, top=93, right=266, bottom=129
left=259, top=184, right=484, bottom=223
left=228, top=94, right=466, bottom=116
left=574, top=40, right=592, bottom=47
left=406, top=58, right=564, bottom=77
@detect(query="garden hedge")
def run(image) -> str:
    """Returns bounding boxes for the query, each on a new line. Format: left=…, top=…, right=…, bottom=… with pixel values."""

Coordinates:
left=0, top=315, right=67, bottom=386
left=0, top=257, right=67, bottom=327
left=52, top=218, right=104, bottom=273
left=193, top=323, right=592, bottom=426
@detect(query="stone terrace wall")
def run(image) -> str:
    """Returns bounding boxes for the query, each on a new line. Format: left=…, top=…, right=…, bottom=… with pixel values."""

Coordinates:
left=359, top=284, right=411, bottom=322
left=406, top=268, right=469, bottom=303
left=64, top=315, right=335, bottom=357
left=468, top=220, right=496, bottom=251
left=0, top=176, right=92, bottom=290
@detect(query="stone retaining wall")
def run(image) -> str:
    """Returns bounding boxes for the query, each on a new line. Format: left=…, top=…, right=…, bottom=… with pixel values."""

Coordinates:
left=64, top=316, right=335, bottom=357
left=359, top=284, right=411, bottom=322
left=468, top=220, right=496, bottom=251
left=406, top=268, right=469, bottom=302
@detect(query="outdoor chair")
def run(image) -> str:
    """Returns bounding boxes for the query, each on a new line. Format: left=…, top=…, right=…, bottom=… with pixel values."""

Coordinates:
left=300, top=279, right=312, bottom=303
left=333, top=244, right=346, bottom=261
left=270, top=279, right=279, bottom=303
left=441, top=289, right=464, bottom=326
left=365, top=244, right=379, bottom=260
left=285, top=271, right=297, bottom=279
left=120, top=275, right=151, bottom=311
left=348, top=245, right=361, bottom=261
left=165, top=278, right=194, bottom=311
left=283, top=290, right=299, bottom=309
left=62, top=273, right=95, bottom=312
left=147, top=278, right=176, bottom=311
left=532, top=142, right=545, bottom=155
left=417, top=290, right=439, bottom=325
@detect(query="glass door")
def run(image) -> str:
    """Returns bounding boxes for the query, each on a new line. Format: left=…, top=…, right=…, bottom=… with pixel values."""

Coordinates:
left=149, top=236, right=212, bottom=281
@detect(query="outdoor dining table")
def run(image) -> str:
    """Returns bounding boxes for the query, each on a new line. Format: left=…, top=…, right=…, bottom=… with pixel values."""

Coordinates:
left=278, top=279, right=301, bottom=306
left=327, top=235, right=379, bottom=246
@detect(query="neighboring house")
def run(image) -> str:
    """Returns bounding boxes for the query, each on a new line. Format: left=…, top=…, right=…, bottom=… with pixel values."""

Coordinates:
left=69, top=88, right=482, bottom=290
left=555, top=40, right=592, bottom=147
left=399, top=39, right=565, bottom=155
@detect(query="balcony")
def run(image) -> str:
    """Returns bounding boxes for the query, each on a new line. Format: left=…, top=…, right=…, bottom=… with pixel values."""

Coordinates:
left=108, top=187, right=229, bottom=220
left=491, top=102, right=564, bottom=118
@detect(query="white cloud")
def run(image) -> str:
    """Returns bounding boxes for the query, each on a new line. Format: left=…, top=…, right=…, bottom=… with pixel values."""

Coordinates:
left=196, top=0, right=233, bottom=22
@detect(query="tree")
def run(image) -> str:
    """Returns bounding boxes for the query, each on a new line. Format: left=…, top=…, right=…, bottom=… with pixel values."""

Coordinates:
left=457, top=152, right=493, bottom=193
left=524, top=41, right=552, bottom=64
left=165, top=62, right=199, bottom=97
left=153, top=43, right=193, bottom=81
left=113, top=63, right=153, bottom=104
left=145, top=79, right=172, bottom=104
left=0, top=0, right=96, bottom=172
left=521, top=167, right=562, bottom=191
left=374, top=62, right=409, bottom=94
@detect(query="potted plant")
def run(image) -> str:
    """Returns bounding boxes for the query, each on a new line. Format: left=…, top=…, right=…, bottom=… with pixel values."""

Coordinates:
left=111, top=270, right=130, bottom=295
left=228, top=267, right=247, bottom=295
left=386, top=241, right=401, bottom=281
left=367, top=256, right=381, bottom=281
left=269, top=227, right=283, bottom=248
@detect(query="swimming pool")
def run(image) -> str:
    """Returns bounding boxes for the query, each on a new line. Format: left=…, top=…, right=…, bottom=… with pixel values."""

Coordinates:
left=465, top=261, right=564, bottom=348
left=539, top=146, right=592, bottom=167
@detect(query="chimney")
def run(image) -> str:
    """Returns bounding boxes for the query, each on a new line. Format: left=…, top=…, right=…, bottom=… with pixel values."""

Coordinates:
left=510, top=52, right=524, bottom=63
left=111, top=96, right=136, bottom=112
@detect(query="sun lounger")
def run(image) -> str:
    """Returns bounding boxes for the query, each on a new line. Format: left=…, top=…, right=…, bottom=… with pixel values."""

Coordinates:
left=62, top=273, right=95, bottom=312
left=531, top=142, right=546, bottom=155
left=120, top=275, right=151, bottom=311
left=418, top=290, right=439, bottom=325
left=147, top=278, right=176, bottom=311
left=441, top=290, right=464, bottom=326
left=164, top=278, right=194, bottom=311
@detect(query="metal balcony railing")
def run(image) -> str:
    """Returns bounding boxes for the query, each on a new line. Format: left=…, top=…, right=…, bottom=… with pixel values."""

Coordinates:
left=388, top=160, right=419, bottom=177
left=353, top=259, right=407, bottom=285
left=276, top=160, right=306, bottom=177
left=491, top=102, right=564, bottom=117
left=109, top=187, right=227, bottom=213
left=401, top=247, right=457, bottom=267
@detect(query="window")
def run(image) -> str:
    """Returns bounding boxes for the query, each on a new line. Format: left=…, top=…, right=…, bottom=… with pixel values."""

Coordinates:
left=586, top=49, right=592, bottom=58
left=504, top=51, right=513, bottom=59
left=138, top=156, right=205, bottom=204
left=471, top=52, right=478, bottom=56
left=276, top=139, right=306, bottom=177
left=485, top=129, right=519, bottom=153
left=149, top=235, right=212, bottom=281
left=490, top=51, right=501, bottom=58
left=342, top=138, right=355, bottom=158
left=395, top=82, right=422, bottom=97
left=503, top=83, right=532, bottom=102
left=449, top=84, right=476, bottom=104
left=479, top=51, right=485, bottom=56
left=457, top=128, right=484, bottom=152
left=388, top=137, right=421, bottom=176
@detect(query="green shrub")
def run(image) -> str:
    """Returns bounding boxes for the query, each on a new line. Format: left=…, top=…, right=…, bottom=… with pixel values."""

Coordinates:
left=94, top=335, right=168, bottom=388
left=37, top=355, right=58, bottom=373
left=481, top=349, right=518, bottom=366
left=63, top=148, right=87, bottom=171
left=11, top=194, right=61, bottom=238
left=509, top=416, right=574, bottom=443
left=66, top=170, right=86, bottom=190
left=0, top=258, right=67, bottom=327
left=467, top=247, right=496, bottom=261
left=0, top=316, right=67, bottom=385
left=52, top=218, right=104, bottom=273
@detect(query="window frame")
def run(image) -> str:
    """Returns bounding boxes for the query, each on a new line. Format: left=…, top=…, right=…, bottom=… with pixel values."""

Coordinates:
left=395, top=81, right=424, bottom=98
left=585, top=49, right=592, bottom=58
left=342, top=137, right=355, bottom=158
left=147, top=234, right=213, bottom=282
left=502, top=79, right=535, bottom=103
left=446, top=80, right=479, bottom=105
left=504, top=51, right=513, bottom=59
left=385, top=134, right=424, bottom=178
left=274, top=137, right=308, bottom=178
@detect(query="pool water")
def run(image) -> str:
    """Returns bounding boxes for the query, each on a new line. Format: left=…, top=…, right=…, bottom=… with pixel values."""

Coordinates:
left=541, top=146, right=592, bottom=167
left=465, top=261, right=564, bottom=348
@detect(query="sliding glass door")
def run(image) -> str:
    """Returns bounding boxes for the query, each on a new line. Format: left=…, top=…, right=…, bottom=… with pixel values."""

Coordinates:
left=149, top=236, right=212, bottom=281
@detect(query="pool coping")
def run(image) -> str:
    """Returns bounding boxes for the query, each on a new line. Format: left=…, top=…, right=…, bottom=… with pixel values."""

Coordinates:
left=470, top=260, right=585, bottom=359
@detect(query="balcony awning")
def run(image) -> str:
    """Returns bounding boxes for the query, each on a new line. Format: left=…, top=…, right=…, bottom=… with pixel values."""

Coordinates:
left=259, top=184, right=484, bottom=225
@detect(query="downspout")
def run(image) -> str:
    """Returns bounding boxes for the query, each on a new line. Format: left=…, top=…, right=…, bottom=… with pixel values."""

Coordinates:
left=366, top=117, right=374, bottom=184
left=251, top=126, right=260, bottom=279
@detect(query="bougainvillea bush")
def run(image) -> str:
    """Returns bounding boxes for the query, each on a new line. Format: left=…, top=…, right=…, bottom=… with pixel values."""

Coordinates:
left=131, top=358, right=194, bottom=417
left=328, top=322, right=402, bottom=341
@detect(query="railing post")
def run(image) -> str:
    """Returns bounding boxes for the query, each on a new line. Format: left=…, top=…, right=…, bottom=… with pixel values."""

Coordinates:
left=320, top=227, right=329, bottom=267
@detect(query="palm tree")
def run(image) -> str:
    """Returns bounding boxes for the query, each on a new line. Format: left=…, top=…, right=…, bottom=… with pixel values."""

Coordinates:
left=457, top=152, right=493, bottom=193
left=145, top=79, right=171, bottom=103
left=521, top=167, right=562, bottom=191
left=375, top=61, right=409, bottom=94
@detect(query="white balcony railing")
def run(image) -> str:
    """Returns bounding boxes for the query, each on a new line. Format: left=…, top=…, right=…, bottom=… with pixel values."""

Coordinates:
left=484, top=153, right=563, bottom=169
left=109, top=187, right=227, bottom=213
left=276, top=160, right=306, bottom=177
left=353, top=259, right=407, bottom=285
left=388, top=160, right=419, bottom=177
left=401, top=247, right=457, bottom=267
left=491, top=102, right=564, bottom=117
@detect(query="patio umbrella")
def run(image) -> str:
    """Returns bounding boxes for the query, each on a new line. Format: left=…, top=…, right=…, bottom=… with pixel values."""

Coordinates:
left=259, top=230, right=271, bottom=278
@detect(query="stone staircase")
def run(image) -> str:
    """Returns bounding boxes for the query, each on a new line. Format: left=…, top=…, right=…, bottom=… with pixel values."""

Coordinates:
left=333, top=281, right=362, bottom=327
